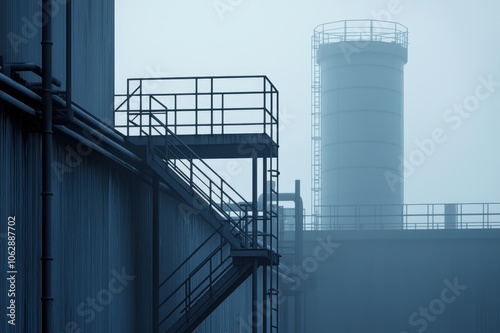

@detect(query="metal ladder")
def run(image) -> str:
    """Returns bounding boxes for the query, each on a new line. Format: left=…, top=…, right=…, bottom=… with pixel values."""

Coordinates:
left=311, top=32, right=322, bottom=229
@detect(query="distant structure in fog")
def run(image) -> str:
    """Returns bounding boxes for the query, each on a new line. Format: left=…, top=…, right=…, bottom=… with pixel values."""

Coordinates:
left=311, top=19, right=408, bottom=229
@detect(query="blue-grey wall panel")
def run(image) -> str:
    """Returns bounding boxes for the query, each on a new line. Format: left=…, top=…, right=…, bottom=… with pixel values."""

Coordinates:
left=1, top=106, right=254, bottom=331
left=281, top=229, right=500, bottom=333
left=0, top=0, right=115, bottom=120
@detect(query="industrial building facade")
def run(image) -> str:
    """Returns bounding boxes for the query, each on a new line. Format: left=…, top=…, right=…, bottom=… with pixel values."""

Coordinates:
left=1, top=1, right=280, bottom=332
left=2, top=2, right=500, bottom=333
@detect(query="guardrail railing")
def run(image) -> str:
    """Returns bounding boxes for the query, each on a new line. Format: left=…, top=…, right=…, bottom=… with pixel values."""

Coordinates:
left=314, top=19, right=409, bottom=48
left=114, top=75, right=279, bottom=143
left=282, top=203, right=500, bottom=231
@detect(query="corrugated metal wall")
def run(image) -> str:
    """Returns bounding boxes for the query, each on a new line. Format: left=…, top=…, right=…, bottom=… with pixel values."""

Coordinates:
left=0, top=106, right=43, bottom=332
left=0, top=105, right=154, bottom=332
left=158, top=189, right=253, bottom=333
left=1, top=104, right=253, bottom=331
left=0, top=0, right=114, bottom=120
left=1, top=1, right=254, bottom=331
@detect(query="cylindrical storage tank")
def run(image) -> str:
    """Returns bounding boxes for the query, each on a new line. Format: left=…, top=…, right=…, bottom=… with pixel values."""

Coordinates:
left=316, top=20, right=408, bottom=229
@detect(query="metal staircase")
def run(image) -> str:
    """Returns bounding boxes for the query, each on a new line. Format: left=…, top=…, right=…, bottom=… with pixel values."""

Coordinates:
left=115, top=76, right=280, bottom=332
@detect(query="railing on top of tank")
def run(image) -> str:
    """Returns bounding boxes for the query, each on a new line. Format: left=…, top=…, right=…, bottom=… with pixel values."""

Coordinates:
left=282, top=203, right=500, bottom=231
left=114, top=75, right=279, bottom=143
left=314, top=19, right=409, bottom=48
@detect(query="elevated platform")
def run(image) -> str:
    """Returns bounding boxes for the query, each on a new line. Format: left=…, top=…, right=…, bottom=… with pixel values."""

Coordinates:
left=127, top=133, right=277, bottom=159
left=231, top=248, right=280, bottom=266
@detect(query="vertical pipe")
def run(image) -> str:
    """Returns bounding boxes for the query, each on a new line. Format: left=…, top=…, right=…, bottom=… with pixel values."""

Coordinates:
left=252, top=155, right=258, bottom=333
left=252, top=155, right=258, bottom=247
left=41, top=0, right=54, bottom=332
left=262, top=158, right=268, bottom=333
left=152, top=179, right=159, bottom=333
left=65, top=0, right=73, bottom=121
left=294, top=180, right=303, bottom=333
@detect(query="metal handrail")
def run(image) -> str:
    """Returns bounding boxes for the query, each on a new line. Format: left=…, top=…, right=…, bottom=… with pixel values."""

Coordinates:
left=290, top=203, right=500, bottom=231
left=114, top=75, right=278, bottom=142
left=158, top=237, right=231, bottom=328
left=313, top=19, right=409, bottom=48
left=152, top=137, right=252, bottom=243
left=115, top=76, right=280, bottom=332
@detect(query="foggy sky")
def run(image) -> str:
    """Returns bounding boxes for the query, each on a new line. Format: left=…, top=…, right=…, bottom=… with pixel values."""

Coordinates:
left=115, top=0, right=500, bottom=211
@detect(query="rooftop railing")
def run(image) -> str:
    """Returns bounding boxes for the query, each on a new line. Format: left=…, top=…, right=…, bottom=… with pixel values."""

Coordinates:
left=314, top=19, right=409, bottom=48
left=282, top=203, right=500, bottom=231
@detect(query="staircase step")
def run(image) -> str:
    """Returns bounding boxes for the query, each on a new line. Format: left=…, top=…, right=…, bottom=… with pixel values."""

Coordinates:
left=165, top=260, right=254, bottom=333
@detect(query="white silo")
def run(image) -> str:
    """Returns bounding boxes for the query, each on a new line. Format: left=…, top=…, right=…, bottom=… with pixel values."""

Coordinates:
left=313, top=20, right=408, bottom=229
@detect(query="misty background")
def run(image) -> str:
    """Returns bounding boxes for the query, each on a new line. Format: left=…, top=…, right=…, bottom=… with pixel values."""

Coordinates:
left=115, top=0, right=500, bottom=210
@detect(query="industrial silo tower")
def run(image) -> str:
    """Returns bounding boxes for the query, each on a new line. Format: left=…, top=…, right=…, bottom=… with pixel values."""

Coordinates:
left=311, top=20, right=408, bottom=229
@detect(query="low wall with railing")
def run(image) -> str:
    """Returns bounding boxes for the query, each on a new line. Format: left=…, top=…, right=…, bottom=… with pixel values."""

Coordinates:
left=282, top=203, right=500, bottom=231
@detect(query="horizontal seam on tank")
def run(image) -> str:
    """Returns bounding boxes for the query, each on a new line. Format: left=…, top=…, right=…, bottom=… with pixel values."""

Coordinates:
left=321, top=86, right=403, bottom=94
left=322, top=141, right=402, bottom=147
left=321, top=64, right=403, bottom=72
left=322, top=166, right=400, bottom=172
left=322, top=109, right=402, bottom=116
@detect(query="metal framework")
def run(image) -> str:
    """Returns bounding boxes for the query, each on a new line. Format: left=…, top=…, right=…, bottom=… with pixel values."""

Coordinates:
left=115, top=75, right=280, bottom=333
left=115, top=75, right=278, bottom=142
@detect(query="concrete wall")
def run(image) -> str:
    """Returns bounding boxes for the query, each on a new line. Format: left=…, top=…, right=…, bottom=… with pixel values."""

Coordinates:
left=281, top=229, right=500, bottom=333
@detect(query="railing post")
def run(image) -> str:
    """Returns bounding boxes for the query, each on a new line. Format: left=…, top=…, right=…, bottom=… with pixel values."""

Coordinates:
left=221, top=94, right=225, bottom=135
left=174, top=95, right=178, bottom=135
left=140, top=79, right=143, bottom=135
left=263, top=77, right=267, bottom=135
left=394, top=22, right=397, bottom=43
left=252, top=154, right=258, bottom=248
left=210, top=78, right=214, bottom=135
left=195, top=78, right=198, bottom=135
left=149, top=95, right=152, bottom=136
left=126, top=79, right=130, bottom=136
left=370, top=20, right=373, bottom=41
